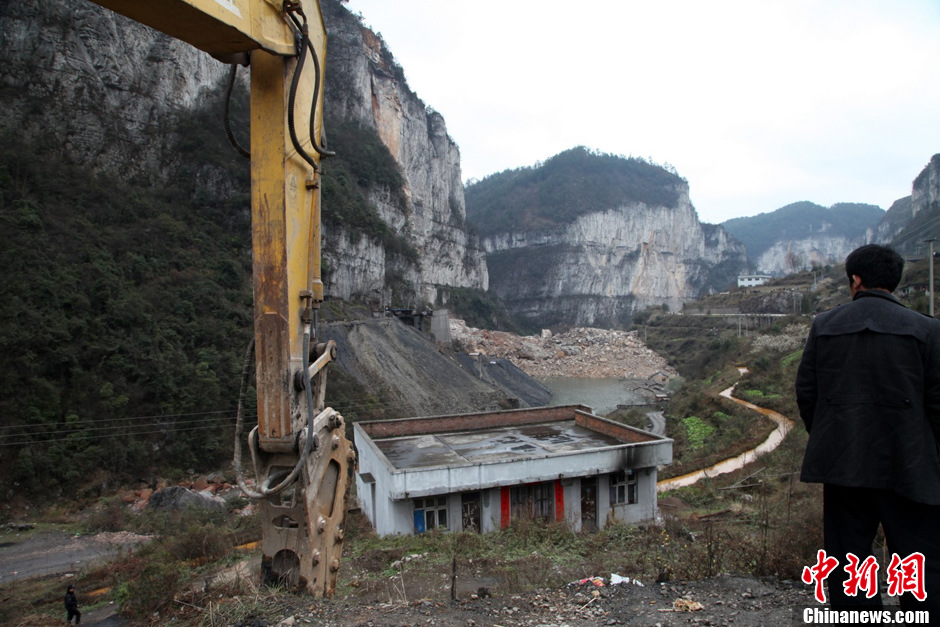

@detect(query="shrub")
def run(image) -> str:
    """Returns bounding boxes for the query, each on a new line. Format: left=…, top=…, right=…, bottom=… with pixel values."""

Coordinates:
left=683, top=416, right=716, bottom=450
left=115, top=547, right=187, bottom=619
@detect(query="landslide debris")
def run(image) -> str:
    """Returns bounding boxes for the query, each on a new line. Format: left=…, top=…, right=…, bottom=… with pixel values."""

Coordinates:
left=450, top=319, right=677, bottom=379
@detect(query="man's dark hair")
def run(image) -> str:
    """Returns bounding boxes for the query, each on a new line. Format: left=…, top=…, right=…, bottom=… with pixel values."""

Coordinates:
left=844, top=244, right=904, bottom=291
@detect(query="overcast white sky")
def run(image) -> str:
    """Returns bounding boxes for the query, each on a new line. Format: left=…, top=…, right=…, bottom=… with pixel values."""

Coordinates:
left=345, top=0, right=940, bottom=224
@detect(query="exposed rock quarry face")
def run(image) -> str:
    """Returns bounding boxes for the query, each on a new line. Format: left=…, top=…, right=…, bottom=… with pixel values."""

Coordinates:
left=1, top=0, right=487, bottom=307
left=482, top=186, right=746, bottom=328
left=320, top=2, right=488, bottom=305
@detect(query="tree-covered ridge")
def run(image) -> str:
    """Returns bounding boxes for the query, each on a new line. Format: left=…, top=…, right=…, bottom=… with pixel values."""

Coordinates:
left=0, top=137, right=254, bottom=495
left=465, top=147, right=686, bottom=237
left=720, top=201, right=885, bottom=260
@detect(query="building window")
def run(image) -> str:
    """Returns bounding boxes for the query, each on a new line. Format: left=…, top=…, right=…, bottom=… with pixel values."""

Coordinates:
left=510, top=482, right=555, bottom=521
left=461, top=492, right=481, bottom=532
left=413, top=496, right=447, bottom=533
left=610, top=470, right=637, bottom=505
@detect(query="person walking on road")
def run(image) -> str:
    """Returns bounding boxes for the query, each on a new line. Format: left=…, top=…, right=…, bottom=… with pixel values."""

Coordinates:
left=64, top=584, right=81, bottom=625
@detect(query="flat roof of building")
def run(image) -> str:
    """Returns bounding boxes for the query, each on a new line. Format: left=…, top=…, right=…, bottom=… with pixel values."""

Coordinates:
left=375, top=419, right=623, bottom=470
left=356, top=405, right=668, bottom=473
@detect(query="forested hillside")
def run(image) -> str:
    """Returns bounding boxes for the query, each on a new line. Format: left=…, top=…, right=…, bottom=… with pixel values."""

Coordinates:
left=720, top=201, right=884, bottom=262
left=0, top=24, right=423, bottom=499
left=465, top=147, right=685, bottom=237
left=0, top=127, right=253, bottom=495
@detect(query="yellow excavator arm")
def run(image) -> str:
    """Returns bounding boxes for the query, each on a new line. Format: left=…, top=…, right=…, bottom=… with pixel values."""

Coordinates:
left=88, top=0, right=353, bottom=596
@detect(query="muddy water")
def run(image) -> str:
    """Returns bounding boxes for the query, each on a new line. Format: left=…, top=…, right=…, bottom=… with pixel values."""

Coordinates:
left=657, top=372, right=794, bottom=492
left=537, top=377, right=648, bottom=416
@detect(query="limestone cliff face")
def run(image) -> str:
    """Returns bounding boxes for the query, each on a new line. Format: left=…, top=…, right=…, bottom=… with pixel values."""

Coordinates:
left=870, top=196, right=913, bottom=245
left=0, top=1, right=228, bottom=184
left=876, top=154, right=940, bottom=253
left=320, top=1, right=487, bottom=304
left=755, top=236, right=860, bottom=275
left=912, top=154, right=940, bottom=218
left=722, top=202, right=885, bottom=276
left=0, top=0, right=486, bottom=306
left=482, top=185, right=746, bottom=328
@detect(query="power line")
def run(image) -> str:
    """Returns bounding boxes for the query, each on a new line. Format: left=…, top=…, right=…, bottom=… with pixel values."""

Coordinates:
left=0, top=423, right=248, bottom=448
left=0, top=413, right=253, bottom=441
left=0, top=408, right=241, bottom=432
left=0, top=391, right=395, bottom=434
left=0, top=394, right=422, bottom=448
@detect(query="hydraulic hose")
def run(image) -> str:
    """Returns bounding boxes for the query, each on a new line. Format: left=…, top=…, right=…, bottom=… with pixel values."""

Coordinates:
left=285, top=8, right=335, bottom=172
left=224, top=64, right=250, bottom=159
left=233, top=329, right=319, bottom=499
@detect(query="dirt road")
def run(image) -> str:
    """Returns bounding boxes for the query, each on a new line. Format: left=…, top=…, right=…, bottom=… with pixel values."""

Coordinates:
left=0, top=528, right=148, bottom=584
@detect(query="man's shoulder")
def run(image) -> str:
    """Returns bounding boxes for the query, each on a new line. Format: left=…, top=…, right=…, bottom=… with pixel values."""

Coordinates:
left=816, top=293, right=939, bottom=333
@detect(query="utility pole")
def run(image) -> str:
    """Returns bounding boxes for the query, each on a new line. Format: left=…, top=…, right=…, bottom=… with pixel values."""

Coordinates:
left=926, top=239, right=936, bottom=317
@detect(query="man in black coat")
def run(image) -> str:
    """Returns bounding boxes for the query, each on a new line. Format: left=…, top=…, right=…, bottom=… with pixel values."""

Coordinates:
left=796, top=244, right=940, bottom=611
left=64, top=584, right=81, bottom=624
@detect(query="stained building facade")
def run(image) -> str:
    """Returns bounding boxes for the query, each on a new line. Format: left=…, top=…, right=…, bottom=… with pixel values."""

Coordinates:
left=354, top=405, right=673, bottom=536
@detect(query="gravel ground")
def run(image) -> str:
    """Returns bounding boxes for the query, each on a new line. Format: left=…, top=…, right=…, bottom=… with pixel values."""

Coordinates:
left=238, top=574, right=815, bottom=627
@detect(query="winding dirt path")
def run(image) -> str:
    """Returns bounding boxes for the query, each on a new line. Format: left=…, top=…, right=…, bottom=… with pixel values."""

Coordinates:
left=657, top=368, right=794, bottom=492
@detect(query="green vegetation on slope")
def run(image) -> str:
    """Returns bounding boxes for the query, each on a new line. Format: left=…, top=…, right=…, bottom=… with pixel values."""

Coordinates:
left=465, top=146, right=685, bottom=237
left=0, top=138, right=253, bottom=496
left=321, top=116, right=418, bottom=269
left=720, top=201, right=884, bottom=261
left=0, top=60, right=424, bottom=500
left=438, top=286, right=522, bottom=334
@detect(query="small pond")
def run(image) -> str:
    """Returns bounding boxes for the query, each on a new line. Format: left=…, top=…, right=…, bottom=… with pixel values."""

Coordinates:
left=537, top=377, right=648, bottom=416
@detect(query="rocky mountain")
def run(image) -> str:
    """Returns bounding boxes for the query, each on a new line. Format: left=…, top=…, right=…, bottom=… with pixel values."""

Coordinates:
left=719, top=155, right=940, bottom=272
left=318, top=1, right=487, bottom=305
left=0, top=0, right=486, bottom=308
left=870, top=196, right=914, bottom=245
left=465, top=148, right=747, bottom=329
left=878, top=154, right=940, bottom=254
left=0, top=1, right=230, bottom=182
left=720, top=202, right=884, bottom=275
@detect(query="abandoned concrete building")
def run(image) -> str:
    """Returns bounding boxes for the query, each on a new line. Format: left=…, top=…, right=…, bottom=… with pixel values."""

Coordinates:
left=353, top=405, right=673, bottom=536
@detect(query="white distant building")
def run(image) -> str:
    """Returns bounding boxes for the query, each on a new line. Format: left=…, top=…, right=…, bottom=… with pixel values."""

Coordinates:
left=354, top=405, right=673, bottom=536
left=737, top=275, right=772, bottom=288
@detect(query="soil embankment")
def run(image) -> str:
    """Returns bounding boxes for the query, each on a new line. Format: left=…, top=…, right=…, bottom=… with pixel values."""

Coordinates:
left=320, top=319, right=552, bottom=417
left=318, top=318, right=675, bottom=421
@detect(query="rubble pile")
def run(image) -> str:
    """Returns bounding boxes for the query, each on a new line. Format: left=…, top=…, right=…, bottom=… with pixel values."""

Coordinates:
left=450, top=319, right=676, bottom=380
left=117, top=473, right=248, bottom=513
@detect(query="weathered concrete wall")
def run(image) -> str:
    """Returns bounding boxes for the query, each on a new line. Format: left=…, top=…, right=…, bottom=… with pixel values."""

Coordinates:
left=430, top=309, right=452, bottom=344
left=361, top=473, right=661, bottom=535
left=359, top=405, right=591, bottom=439
left=575, top=412, right=659, bottom=444
left=355, top=430, right=670, bottom=534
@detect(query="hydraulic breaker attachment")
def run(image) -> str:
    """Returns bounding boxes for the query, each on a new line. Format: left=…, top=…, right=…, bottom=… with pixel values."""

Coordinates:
left=251, top=407, right=353, bottom=593
left=247, top=339, right=355, bottom=595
